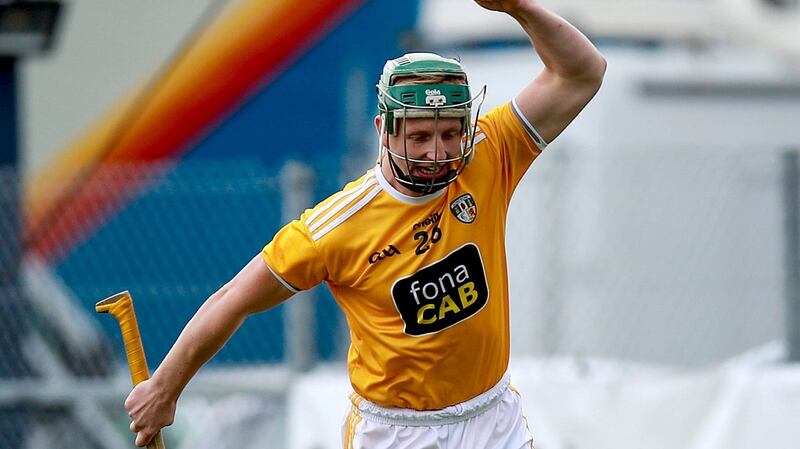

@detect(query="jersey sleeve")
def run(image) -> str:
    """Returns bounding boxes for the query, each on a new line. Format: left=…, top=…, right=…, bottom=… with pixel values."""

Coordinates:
left=262, top=214, right=328, bottom=292
left=476, top=99, right=547, bottom=201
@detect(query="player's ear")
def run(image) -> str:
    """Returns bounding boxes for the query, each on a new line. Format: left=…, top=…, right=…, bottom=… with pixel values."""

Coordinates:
left=375, top=115, right=391, bottom=148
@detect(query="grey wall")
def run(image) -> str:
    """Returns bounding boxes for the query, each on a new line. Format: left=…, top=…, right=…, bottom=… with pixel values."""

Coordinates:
left=19, top=0, right=219, bottom=178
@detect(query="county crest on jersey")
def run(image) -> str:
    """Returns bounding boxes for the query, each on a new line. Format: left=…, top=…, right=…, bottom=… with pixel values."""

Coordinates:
left=449, top=193, right=477, bottom=224
left=263, top=100, right=546, bottom=411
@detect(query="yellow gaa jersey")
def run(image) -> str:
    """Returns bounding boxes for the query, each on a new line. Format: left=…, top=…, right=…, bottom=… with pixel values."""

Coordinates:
left=263, top=100, right=545, bottom=410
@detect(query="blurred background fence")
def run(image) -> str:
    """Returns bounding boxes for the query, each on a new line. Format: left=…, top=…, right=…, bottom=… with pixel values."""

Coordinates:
left=509, top=146, right=788, bottom=366
left=2, top=0, right=800, bottom=447
left=1, top=159, right=316, bottom=449
left=2, top=146, right=798, bottom=447
left=3, top=148, right=793, bottom=370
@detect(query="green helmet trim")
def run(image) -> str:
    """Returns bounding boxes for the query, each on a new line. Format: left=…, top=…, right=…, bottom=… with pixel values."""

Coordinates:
left=381, top=84, right=471, bottom=111
left=378, top=84, right=472, bottom=134
left=377, top=53, right=473, bottom=135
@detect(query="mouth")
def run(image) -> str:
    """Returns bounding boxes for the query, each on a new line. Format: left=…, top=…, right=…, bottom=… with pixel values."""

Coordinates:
left=411, top=164, right=449, bottom=180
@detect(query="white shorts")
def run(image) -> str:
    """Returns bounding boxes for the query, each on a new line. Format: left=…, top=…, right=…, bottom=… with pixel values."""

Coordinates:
left=341, top=373, right=534, bottom=449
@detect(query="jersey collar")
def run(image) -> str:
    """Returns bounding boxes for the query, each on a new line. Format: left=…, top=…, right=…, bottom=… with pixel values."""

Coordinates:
left=375, top=163, right=447, bottom=205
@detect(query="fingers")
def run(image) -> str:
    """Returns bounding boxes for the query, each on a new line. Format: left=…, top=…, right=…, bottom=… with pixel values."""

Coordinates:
left=474, top=0, right=525, bottom=13
left=128, top=413, right=171, bottom=447
left=473, top=0, right=505, bottom=13
left=129, top=420, right=155, bottom=447
left=123, top=380, right=176, bottom=447
left=135, top=430, right=155, bottom=448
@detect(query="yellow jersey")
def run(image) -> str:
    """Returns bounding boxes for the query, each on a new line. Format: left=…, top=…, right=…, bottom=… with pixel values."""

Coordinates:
left=263, top=101, right=544, bottom=410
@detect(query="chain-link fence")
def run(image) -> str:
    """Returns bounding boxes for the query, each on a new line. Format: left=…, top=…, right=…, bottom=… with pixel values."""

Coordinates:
left=50, top=160, right=289, bottom=367
left=1, top=158, right=322, bottom=449
left=21, top=159, right=341, bottom=370
left=1, top=148, right=797, bottom=448
left=0, top=167, right=32, bottom=381
left=508, top=146, right=790, bottom=366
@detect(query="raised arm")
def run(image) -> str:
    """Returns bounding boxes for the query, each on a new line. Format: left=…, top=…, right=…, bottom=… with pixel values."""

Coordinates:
left=476, top=0, right=607, bottom=143
left=124, top=254, right=294, bottom=447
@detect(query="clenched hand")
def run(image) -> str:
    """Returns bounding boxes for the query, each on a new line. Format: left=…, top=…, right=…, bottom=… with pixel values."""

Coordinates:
left=125, top=379, right=176, bottom=447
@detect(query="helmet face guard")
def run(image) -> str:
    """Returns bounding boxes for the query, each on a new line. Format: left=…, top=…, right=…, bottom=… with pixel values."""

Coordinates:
left=376, top=53, right=487, bottom=195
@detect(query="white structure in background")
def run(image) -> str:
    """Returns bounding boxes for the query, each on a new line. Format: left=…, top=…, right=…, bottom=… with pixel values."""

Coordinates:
left=721, top=0, right=800, bottom=61
left=421, top=0, right=800, bottom=61
left=420, top=0, right=800, bottom=365
left=287, top=346, right=800, bottom=449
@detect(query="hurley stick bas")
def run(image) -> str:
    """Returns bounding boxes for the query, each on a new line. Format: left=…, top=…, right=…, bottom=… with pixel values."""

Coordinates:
left=96, top=291, right=167, bottom=449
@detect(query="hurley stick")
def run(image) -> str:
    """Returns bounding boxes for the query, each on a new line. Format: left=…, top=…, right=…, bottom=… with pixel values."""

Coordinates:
left=96, top=291, right=167, bottom=449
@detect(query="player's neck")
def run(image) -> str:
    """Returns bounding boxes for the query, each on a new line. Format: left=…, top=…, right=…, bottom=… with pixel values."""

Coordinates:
left=379, top=156, right=425, bottom=198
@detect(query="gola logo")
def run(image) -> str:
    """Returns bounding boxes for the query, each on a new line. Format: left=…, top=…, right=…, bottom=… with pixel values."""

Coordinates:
left=425, top=89, right=442, bottom=96
left=369, top=244, right=401, bottom=265
left=426, top=95, right=447, bottom=107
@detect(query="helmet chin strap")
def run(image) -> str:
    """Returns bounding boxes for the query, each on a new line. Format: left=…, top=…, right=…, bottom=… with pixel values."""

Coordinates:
left=385, top=152, right=455, bottom=194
